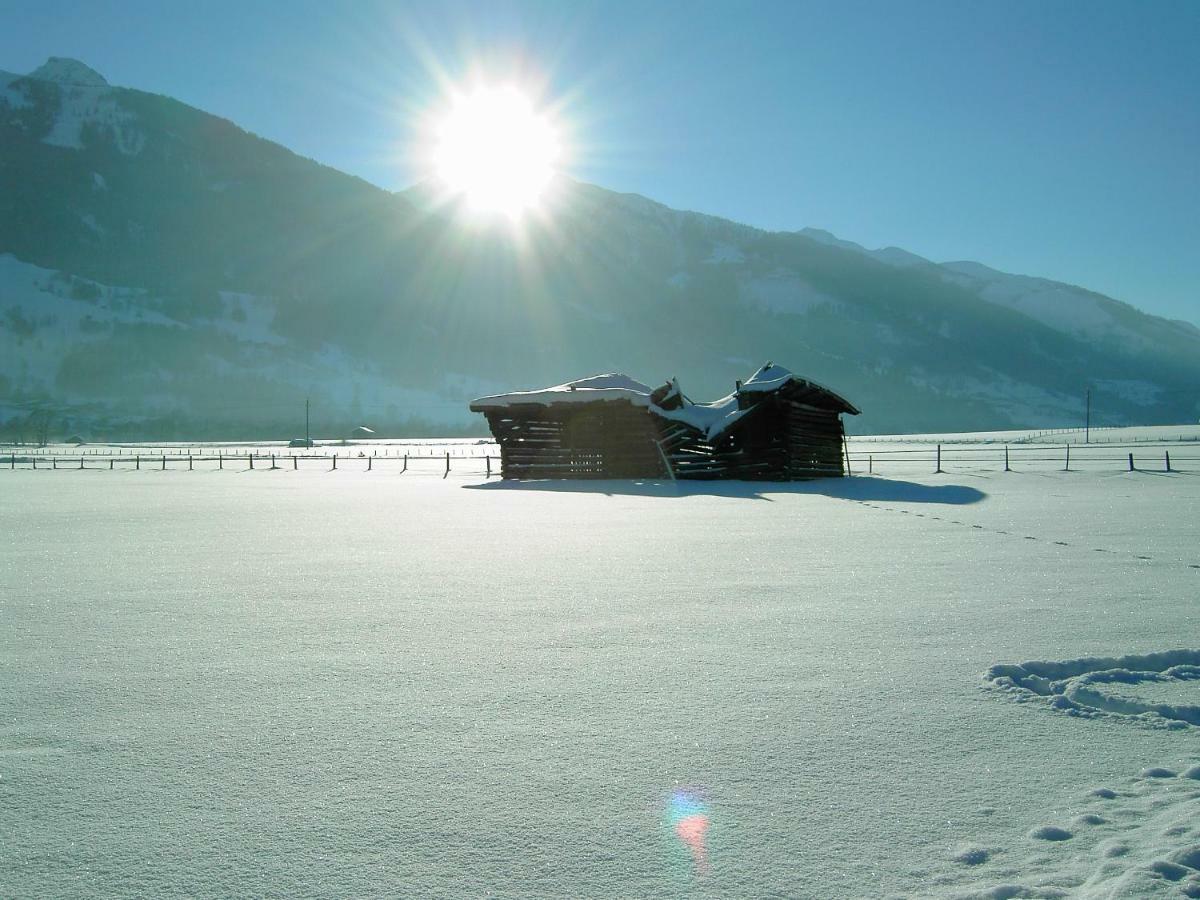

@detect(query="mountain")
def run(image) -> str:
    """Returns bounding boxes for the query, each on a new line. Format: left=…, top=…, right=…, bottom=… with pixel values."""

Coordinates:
left=2, top=57, right=1197, bottom=440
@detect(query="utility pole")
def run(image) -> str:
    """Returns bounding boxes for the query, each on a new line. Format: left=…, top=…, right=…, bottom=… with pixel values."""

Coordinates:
left=1085, top=388, right=1091, bottom=444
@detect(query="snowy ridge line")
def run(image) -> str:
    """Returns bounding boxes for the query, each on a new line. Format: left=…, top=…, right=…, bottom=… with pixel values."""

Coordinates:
left=852, top=500, right=1200, bottom=571
left=984, top=650, right=1200, bottom=729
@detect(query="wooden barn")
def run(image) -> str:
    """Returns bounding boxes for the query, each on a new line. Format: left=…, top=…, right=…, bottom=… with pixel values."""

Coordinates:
left=470, top=364, right=860, bottom=480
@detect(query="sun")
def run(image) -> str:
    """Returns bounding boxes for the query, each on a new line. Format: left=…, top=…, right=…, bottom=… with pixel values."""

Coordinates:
left=431, top=85, right=561, bottom=218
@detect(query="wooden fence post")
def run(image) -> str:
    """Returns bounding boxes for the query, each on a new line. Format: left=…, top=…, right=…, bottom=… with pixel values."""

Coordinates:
left=249, top=454, right=254, bottom=470
left=109, top=458, right=114, bottom=470
left=188, top=455, right=193, bottom=471
left=367, top=455, right=372, bottom=471
left=218, top=453, right=223, bottom=470
left=1165, top=450, right=1171, bottom=472
left=403, top=453, right=408, bottom=473
left=1128, top=453, right=1134, bottom=472
left=292, top=455, right=297, bottom=470
left=80, top=456, right=84, bottom=470
left=486, top=455, right=491, bottom=477
left=332, top=454, right=337, bottom=470
left=868, top=454, right=873, bottom=474
left=161, top=455, right=166, bottom=470
left=1064, top=445, right=1070, bottom=471
left=1005, top=445, right=1010, bottom=472
left=935, top=444, right=943, bottom=474
left=136, top=455, right=140, bottom=470
left=444, top=452, right=450, bottom=478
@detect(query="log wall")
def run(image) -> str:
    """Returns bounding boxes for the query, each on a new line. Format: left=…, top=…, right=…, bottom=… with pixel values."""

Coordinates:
left=484, top=402, right=667, bottom=479
left=482, top=386, right=849, bottom=481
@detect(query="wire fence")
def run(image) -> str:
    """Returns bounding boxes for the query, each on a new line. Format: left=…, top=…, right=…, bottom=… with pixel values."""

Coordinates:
left=1, top=450, right=501, bottom=477
left=4, top=442, right=1197, bottom=477
left=847, top=443, right=1196, bottom=475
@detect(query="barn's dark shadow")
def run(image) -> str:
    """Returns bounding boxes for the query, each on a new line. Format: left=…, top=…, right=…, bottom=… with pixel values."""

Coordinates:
left=463, top=475, right=985, bottom=504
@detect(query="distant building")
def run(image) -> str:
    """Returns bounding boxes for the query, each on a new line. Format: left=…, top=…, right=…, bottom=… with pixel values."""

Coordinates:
left=470, top=363, right=859, bottom=480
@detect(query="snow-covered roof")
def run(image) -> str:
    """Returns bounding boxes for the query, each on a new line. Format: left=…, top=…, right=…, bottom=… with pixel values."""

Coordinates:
left=740, top=362, right=793, bottom=392
left=739, top=363, right=860, bottom=415
left=655, top=394, right=746, bottom=441
left=469, top=363, right=858, bottom=437
left=469, top=373, right=654, bottom=410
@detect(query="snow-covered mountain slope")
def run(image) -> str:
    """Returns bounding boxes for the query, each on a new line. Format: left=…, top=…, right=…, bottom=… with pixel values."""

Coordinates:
left=0, top=254, right=487, bottom=439
left=2, top=56, right=1198, bottom=439
left=801, top=227, right=1195, bottom=353
left=1, top=58, right=142, bottom=155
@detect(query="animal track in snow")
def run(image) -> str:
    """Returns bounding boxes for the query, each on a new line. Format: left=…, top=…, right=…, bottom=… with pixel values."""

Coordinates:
left=851, top=497, right=1200, bottom=568
left=984, top=649, right=1200, bottom=729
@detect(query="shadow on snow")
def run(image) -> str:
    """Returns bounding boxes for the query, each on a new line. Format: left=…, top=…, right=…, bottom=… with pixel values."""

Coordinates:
left=463, top=475, right=985, bottom=504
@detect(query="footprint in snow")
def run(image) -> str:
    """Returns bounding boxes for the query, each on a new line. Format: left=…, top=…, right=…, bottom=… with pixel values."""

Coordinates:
left=983, top=649, right=1200, bottom=728
left=934, top=762, right=1200, bottom=899
left=952, top=846, right=992, bottom=866
left=1029, top=825, right=1073, bottom=841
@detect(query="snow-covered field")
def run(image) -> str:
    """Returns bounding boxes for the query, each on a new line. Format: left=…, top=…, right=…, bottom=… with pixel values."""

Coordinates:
left=2, top=462, right=1198, bottom=897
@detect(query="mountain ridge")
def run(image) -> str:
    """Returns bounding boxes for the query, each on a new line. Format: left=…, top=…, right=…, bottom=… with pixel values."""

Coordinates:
left=1, top=57, right=1197, bottom=440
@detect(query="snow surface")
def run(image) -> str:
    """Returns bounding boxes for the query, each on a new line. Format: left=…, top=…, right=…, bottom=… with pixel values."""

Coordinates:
left=2, top=463, right=1198, bottom=897
left=0, top=253, right=175, bottom=390
left=740, top=362, right=795, bottom=392
left=470, top=373, right=655, bottom=409
left=939, top=262, right=1152, bottom=349
left=0, top=254, right=480, bottom=426
left=706, top=241, right=745, bottom=264
left=738, top=270, right=840, bottom=315
left=10, top=57, right=143, bottom=155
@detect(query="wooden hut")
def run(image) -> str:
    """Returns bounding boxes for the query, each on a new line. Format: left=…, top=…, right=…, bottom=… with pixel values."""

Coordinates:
left=470, top=364, right=859, bottom=480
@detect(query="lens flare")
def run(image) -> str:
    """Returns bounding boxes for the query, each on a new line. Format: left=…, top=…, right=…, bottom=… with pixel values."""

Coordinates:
left=666, top=788, right=711, bottom=874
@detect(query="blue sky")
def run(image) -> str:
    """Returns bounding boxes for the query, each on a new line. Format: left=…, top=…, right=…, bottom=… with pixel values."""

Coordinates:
left=2, top=0, right=1197, bottom=324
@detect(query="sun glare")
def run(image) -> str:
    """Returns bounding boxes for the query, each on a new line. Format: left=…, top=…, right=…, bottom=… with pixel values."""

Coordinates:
left=432, top=85, right=561, bottom=218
